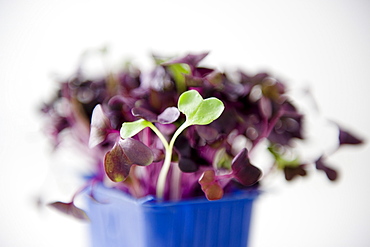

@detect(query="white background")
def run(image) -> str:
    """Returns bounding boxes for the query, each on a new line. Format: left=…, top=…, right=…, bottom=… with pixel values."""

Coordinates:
left=1, top=0, right=369, bottom=246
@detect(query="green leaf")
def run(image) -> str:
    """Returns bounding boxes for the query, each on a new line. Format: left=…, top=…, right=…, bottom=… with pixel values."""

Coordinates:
left=167, top=63, right=190, bottom=93
left=178, top=89, right=225, bottom=126
left=178, top=90, right=203, bottom=117
left=120, top=119, right=151, bottom=138
left=213, top=148, right=233, bottom=170
left=189, top=97, right=224, bottom=125
left=267, top=146, right=300, bottom=169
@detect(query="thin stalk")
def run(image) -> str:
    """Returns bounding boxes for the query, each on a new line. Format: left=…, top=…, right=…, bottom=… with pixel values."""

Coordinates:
left=170, top=163, right=182, bottom=200
left=147, top=122, right=170, bottom=150
left=156, top=121, right=189, bottom=200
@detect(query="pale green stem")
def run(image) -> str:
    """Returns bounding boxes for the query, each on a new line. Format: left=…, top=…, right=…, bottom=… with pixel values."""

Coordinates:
left=156, top=121, right=190, bottom=200
left=147, top=122, right=170, bottom=150
left=170, top=163, right=182, bottom=200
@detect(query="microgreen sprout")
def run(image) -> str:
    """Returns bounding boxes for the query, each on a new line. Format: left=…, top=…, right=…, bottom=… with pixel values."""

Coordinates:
left=41, top=51, right=363, bottom=218
left=117, top=89, right=224, bottom=199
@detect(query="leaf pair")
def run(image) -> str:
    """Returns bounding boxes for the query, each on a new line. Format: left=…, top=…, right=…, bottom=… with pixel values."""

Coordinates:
left=104, top=138, right=154, bottom=182
left=178, top=90, right=224, bottom=127
left=132, top=106, right=180, bottom=125
left=120, top=106, right=180, bottom=139
left=199, top=148, right=262, bottom=200
left=199, top=170, right=224, bottom=200
left=120, top=90, right=225, bottom=139
left=231, top=148, right=262, bottom=186
left=103, top=90, right=225, bottom=200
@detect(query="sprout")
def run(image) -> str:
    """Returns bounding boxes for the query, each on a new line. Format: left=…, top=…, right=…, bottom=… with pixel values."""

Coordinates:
left=41, top=52, right=363, bottom=218
left=113, top=90, right=226, bottom=199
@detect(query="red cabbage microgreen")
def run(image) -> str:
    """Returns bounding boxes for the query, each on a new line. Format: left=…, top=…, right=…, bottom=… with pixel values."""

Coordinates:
left=104, top=138, right=154, bottom=182
left=199, top=170, right=224, bottom=200
left=315, top=156, right=338, bottom=181
left=231, top=148, right=262, bottom=186
left=116, top=89, right=225, bottom=199
left=49, top=201, right=89, bottom=221
left=40, top=51, right=363, bottom=219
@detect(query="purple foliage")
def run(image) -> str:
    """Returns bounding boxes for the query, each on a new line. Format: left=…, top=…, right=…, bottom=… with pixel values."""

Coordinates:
left=41, top=52, right=363, bottom=212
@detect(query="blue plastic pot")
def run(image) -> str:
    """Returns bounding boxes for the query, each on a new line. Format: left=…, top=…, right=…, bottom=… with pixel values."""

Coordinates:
left=86, top=183, right=258, bottom=247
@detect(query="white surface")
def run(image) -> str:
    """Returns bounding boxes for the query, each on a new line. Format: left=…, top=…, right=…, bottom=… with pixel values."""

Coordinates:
left=1, top=0, right=369, bottom=246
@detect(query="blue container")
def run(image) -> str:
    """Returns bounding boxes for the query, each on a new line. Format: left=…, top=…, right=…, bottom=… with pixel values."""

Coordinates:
left=86, top=184, right=258, bottom=247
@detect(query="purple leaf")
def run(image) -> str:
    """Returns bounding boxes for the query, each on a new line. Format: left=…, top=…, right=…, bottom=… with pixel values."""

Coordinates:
left=339, top=128, right=363, bottom=145
left=132, top=107, right=158, bottom=122
left=194, top=67, right=214, bottom=78
left=315, top=156, right=338, bottom=181
left=119, top=138, right=154, bottom=167
left=107, top=95, right=136, bottom=129
left=178, top=158, right=199, bottom=173
left=232, top=148, right=262, bottom=186
left=284, top=165, right=307, bottom=181
left=156, top=122, right=177, bottom=135
left=199, top=170, right=224, bottom=200
left=196, top=125, right=219, bottom=142
left=89, top=104, right=111, bottom=148
left=49, top=201, right=89, bottom=221
left=163, top=52, right=209, bottom=69
left=104, top=138, right=154, bottom=182
left=132, top=106, right=180, bottom=125
left=183, top=68, right=215, bottom=86
left=104, top=141, right=132, bottom=182
left=184, top=74, right=203, bottom=87
left=157, top=107, right=180, bottom=124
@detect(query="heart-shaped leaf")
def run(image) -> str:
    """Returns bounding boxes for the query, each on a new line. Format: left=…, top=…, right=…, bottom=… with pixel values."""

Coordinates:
left=188, top=97, right=224, bottom=125
left=199, top=170, right=224, bottom=200
left=104, top=138, right=154, bottom=182
left=284, top=165, right=307, bottom=181
left=104, top=141, right=132, bottom=182
left=178, top=89, right=203, bottom=117
left=119, top=138, right=154, bottom=167
left=178, top=90, right=224, bottom=126
left=232, top=148, right=262, bottom=186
